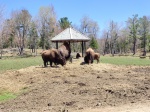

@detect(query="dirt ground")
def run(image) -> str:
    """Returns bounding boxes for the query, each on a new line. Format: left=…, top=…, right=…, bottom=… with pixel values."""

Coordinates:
left=0, top=58, right=150, bottom=112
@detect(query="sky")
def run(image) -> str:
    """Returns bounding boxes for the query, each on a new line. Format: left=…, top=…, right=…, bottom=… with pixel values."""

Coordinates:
left=0, top=0, right=150, bottom=34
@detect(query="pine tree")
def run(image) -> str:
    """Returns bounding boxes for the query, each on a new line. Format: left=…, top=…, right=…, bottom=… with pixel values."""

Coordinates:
left=90, top=37, right=98, bottom=49
left=139, top=16, right=150, bottom=56
left=128, top=14, right=139, bottom=55
left=59, top=17, right=72, bottom=30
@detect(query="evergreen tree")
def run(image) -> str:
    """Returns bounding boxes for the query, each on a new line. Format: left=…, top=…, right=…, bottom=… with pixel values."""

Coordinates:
left=59, top=17, right=72, bottom=30
left=138, top=16, right=150, bottom=56
left=90, top=37, right=98, bottom=49
left=127, top=14, right=139, bottom=55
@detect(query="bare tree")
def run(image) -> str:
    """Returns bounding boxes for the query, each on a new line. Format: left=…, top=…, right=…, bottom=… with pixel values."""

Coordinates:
left=108, top=21, right=119, bottom=56
left=118, top=28, right=130, bottom=54
left=80, top=16, right=99, bottom=37
left=101, top=30, right=109, bottom=55
left=10, top=9, right=31, bottom=55
left=80, top=16, right=100, bottom=50
left=0, top=4, right=5, bottom=59
left=28, top=21, right=38, bottom=56
left=80, top=16, right=90, bottom=34
left=88, top=21, right=99, bottom=38
left=37, top=5, right=57, bottom=49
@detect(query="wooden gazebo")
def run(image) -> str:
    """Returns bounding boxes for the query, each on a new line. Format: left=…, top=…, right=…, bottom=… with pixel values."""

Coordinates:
left=51, top=27, right=90, bottom=57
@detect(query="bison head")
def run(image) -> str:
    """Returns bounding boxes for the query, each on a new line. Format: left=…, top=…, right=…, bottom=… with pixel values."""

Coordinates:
left=58, top=57, right=66, bottom=66
left=76, top=53, right=81, bottom=59
left=57, top=52, right=66, bottom=66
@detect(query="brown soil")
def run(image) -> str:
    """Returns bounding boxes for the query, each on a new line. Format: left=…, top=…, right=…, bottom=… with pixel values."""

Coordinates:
left=0, top=58, right=150, bottom=112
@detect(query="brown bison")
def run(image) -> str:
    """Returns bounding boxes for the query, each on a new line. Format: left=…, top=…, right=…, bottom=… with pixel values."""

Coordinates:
left=84, top=48, right=95, bottom=64
left=84, top=48, right=100, bottom=64
left=58, top=41, right=72, bottom=62
left=76, top=53, right=81, bottom=59
left=94, top=53, right=100, bottom=63
left=41, top=48, right=66, bottom=67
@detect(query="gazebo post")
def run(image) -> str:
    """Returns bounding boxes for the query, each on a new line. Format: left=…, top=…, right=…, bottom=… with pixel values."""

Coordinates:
left=56, top=42, right=58, bottom=49
left=82, top=41, right=84, bottom=57
left=84, top=42, right=86, bottom=55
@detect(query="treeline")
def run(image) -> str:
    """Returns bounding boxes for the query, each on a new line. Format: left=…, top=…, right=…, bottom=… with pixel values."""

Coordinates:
left=0, top=5, right=100, bottom=57
left=100, top=15, right=150, bottom=56
left=0, top=5, right=150, bottom=58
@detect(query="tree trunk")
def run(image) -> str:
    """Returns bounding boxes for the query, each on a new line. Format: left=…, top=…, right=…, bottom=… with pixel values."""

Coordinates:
left=0, top=50, right=2, bottom=59
left=112, top=49, right=114, bottom=56
left=133, top=38, right=136, bottom=55
left=124, top=46, right=126, bottom=53
left=18, top=46, right=24, bottom=55
left=149, top=44, right=150, bottom=52
left=104, top=33, right=109, bottom=55
left=42, top=35, right=45, bottom=50
left=0, top=36, right=3, bottom=59
left=120, top=47, right=122, bottom=54
left=142, top=34, right=146, bottom=56
left=111, top=43, right=115, bottom=56
left=10, top=40, right=13, bottom=48
left=110, top=42, right=112, bottom=54
left=103, top=48, right=106, bottom=56
left=35, top=46, right=37, bottom=56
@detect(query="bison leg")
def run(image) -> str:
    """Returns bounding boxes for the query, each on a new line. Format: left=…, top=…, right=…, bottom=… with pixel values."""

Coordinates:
left=97, top=59, right=99, bottom=63
left=50, top=61, right=53, bottom=67
left=46, top=62, right=49, bottom=66
left=69, top=56, right=73, bottom=63
left=44, top=61, right=47, bottom=67
left=91, top=56, right=94, bottom=64
left=89, top=59, right=93, bottom=64
left=54, top=62, right=58, bottom=67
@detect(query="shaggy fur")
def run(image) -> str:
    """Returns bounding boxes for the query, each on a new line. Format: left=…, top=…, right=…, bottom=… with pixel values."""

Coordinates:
left=94, top=53, right=100, bottom=63
left=84, top=48, right=100, bottom=64
left=58, top=42, right=71, bottom=62
left=76, top=53, right=81, bottom=59
left=41, top=48, right=66, bottom=67
left=84, top=48, right=95, bottom=64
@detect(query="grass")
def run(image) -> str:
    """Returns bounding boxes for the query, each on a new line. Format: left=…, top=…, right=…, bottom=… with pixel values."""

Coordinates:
left=100, top=56, right=150, bottom=66
left=0, top=86, right=29, bottom=102
left=0, top=56, right=43, bottom=72
left=0, top=92, right=16, bottom=101
left=0, top=55, right=150, bottom=72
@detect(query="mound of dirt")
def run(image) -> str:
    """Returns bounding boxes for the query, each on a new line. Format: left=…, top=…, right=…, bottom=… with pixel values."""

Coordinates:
left=0, top=58, right=150, bottom=112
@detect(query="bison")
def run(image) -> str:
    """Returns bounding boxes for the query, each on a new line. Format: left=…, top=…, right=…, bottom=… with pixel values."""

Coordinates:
left=41, top=48, right=66, bottom=67
left=84, top=48, right=95, bottom=64
left=84, top=48, right=100, bottom=64
left=94, top=53, right=100, bottom=63
left=76, top=53, right=81, bottom=59
left=58, top=41, right=72, bottom=62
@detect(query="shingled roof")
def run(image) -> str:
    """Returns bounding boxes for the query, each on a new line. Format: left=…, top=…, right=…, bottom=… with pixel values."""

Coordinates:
left=51, top=27, right=90, bottom=42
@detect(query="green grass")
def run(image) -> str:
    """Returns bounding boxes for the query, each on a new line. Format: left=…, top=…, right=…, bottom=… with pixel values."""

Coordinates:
left=0, top=92, right=16, bottom=101
left=100, top=56, right=150, bottom=66
left=0, top=86, right=29, bottom=102
left=0, top=55, right=150, bottom=73
left=0, top=56, right=43, bottom=72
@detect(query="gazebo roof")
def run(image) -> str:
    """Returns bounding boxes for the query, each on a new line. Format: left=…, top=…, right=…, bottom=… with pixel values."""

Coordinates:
left=51, top=27, right=90, bottom=42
